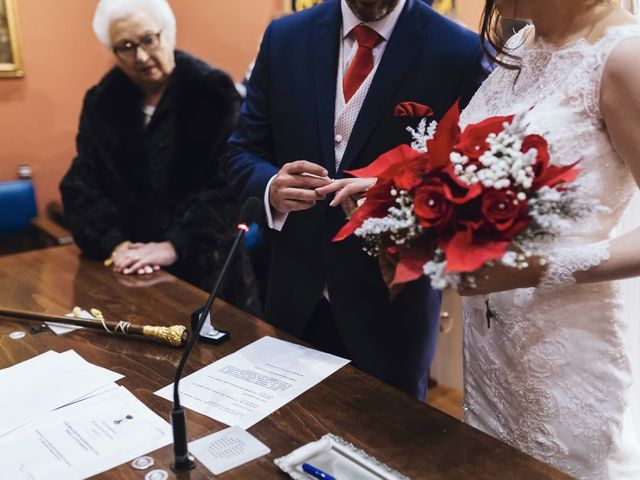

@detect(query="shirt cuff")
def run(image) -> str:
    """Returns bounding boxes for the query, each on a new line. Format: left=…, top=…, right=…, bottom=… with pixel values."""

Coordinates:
left=264, top=174, right=288, bottom=231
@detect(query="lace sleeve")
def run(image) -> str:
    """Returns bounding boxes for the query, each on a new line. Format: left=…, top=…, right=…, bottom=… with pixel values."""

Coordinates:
left=539, top=240, right=611, bottom=287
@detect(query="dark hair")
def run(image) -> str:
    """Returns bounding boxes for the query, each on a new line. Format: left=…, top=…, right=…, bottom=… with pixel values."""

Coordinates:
left=480, top=0, right=522, bottom=71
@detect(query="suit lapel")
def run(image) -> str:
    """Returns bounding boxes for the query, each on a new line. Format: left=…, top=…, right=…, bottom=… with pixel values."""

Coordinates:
left=339, top=0, right=425, bottom=174
left=312, top=1, right=342, bottom=178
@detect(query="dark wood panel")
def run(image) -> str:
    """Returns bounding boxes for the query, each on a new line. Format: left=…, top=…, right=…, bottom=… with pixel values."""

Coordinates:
left=0, top=246, right=570, bottom=479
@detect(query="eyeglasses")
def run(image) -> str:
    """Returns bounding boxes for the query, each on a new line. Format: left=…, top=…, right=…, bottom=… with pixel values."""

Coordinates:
left=112, top=32, right=162, bottom=60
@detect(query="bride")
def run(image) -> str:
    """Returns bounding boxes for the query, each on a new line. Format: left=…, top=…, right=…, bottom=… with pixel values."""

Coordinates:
left=321, top=0, right=640, bottom=477
left=455, top=0, right=640, bottom=478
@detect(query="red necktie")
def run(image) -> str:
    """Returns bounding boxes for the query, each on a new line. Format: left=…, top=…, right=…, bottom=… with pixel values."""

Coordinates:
left=343, top=25, right=383, bottom=102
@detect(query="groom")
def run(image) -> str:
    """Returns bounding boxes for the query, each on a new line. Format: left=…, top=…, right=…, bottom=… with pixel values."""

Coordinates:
left=226, top=0, right=488, bottom=400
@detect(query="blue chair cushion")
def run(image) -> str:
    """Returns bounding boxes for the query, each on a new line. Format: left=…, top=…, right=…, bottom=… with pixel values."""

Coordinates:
left=0, top=181, right=37, bottom=233
left=244, top=222, right=263, bottom=252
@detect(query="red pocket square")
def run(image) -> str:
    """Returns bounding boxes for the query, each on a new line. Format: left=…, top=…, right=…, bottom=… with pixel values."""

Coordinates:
left=394, top=102, right=434, bottom=118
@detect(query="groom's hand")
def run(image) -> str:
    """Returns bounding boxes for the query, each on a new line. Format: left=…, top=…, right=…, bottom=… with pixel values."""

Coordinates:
left=269, top=161, right=332, bottom=213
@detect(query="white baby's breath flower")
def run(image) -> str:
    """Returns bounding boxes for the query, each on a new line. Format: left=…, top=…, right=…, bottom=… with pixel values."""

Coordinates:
left=452, top=114, right=538, bottom=191
left=406, top=119, right=437, bottom=153
left=354, top=190, right=422, bottom=255
left=450, top=152, right=469, bottom=165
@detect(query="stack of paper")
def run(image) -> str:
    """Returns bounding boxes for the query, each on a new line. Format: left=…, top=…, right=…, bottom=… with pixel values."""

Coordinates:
left=0, top=387, right=172, bottom=480
left=0, top=350, right=123, bottom=436
left=0, top=350, right=172, bottom=480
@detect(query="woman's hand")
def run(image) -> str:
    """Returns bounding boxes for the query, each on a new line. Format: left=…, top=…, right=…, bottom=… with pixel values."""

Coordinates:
left=457, top=257, right=546, bottom=296
left=111, top=241, right=177, bottom=275
left=316, top=178, right=377, bottom=216
left=114, top=270, right=175, bottom=287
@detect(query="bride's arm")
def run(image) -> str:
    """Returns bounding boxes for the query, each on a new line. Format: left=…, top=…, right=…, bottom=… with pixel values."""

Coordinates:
left=573, top=36, right=640, bottom=285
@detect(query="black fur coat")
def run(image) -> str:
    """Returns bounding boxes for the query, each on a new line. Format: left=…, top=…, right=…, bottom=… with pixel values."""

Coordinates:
left=60, top=51, right=259, bottom=314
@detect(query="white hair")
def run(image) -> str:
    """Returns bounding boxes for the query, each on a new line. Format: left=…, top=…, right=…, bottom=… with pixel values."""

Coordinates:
left=93, top=0, right=177, bottom=48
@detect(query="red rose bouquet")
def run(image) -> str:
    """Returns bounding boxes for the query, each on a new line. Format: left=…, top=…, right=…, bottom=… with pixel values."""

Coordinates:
left=333, top=102, right=592, bottom=291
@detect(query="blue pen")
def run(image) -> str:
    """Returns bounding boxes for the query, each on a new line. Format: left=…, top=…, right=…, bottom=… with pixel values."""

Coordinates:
left=302, top=463, right=337, bottom=480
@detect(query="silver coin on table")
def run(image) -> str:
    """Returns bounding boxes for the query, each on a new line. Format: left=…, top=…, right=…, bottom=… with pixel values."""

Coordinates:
left=9, top=331, right=26, bottom=339
left=131, top=455, right=154, bottom=470
left=144, top=469, right=168, bottom=480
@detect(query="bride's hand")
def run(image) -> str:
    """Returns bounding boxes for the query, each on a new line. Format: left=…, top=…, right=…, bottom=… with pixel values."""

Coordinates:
left=316, top=178, right=377, bottom=216
left=457, top=258, right=547, bottom=296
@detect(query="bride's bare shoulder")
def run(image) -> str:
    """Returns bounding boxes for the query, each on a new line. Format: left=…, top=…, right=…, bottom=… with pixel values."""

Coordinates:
left=600, top=15, right=640, bottom=126
left=603, top=35, right=640, bottom=81
left=601, top=8, right=640, bottom=65
left=589, top=8, right=640, bottom=43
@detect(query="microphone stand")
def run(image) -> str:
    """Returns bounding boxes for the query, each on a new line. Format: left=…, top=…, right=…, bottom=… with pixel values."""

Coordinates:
left=171, top=198, right=260, bottom=472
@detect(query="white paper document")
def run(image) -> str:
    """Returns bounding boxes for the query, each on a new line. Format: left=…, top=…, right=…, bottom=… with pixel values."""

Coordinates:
left=0, top=350, right=124, bottom=436
left=155, top=336, right=350, bottom=428
left=0, top=386, right=172, bottom=480
left=46, top=309, right=93, bottom=335
left=189, top=425, right=270, bottom=475
left=46, top=322, right=84, bottom=335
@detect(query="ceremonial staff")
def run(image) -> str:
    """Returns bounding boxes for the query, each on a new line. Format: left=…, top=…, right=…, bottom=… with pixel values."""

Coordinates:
left=0, top=307, right=188, bottom=347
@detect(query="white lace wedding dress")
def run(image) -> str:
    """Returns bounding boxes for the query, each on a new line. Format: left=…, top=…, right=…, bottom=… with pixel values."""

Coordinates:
left=460, top=25, right=640, bottom=479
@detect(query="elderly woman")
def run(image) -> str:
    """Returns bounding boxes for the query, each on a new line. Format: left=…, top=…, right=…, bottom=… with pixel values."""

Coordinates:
left=60, top=0, right=259, bottom=314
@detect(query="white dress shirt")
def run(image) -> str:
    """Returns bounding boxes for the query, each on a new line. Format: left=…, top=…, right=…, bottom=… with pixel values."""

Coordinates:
left=264, top=0, right=406, bottom=230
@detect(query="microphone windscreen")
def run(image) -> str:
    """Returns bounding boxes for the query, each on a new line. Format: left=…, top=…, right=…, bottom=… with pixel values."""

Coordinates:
left=238, top=197, right=262, bottom=225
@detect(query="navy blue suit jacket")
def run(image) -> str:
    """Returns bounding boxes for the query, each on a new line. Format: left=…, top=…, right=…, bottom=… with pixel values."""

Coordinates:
left=226, top=0, right=488, bottom=399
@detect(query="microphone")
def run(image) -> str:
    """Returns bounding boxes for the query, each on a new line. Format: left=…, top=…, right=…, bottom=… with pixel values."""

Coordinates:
left=170, top=196, right=262, bottom=473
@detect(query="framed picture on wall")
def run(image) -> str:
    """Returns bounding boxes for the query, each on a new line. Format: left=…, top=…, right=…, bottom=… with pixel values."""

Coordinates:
left=0, top=0, right=24, bottom=78
left=284, top=0, right=324, bottom=12
left=433, top=0, right=455, bottom=15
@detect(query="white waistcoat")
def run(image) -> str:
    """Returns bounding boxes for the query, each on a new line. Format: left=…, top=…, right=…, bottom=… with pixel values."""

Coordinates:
left=333, top=41, right=381, bottom=171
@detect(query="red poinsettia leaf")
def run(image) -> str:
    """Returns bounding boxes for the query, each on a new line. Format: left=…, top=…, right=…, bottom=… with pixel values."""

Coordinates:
left=332, top=181, right=394, bottom=241
left=345, top=144, right=422, bottom=180
left=457, top=114, right=514, bottom=157
left=391, top=247, right=432, bottom=287
left=522, top=134, right=550, bottom=175
left=427, top=100, right=461, bottom=168
left=378, top=247, right=398, bottom=288
left=499, top=217, right=531, bottom=239
left=534, top=161, right=581, bottom=189
left=442, top=229, right=510, bottom=273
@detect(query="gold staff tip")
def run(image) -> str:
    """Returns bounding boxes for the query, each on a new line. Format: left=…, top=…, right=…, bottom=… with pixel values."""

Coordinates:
left=142, top=325, right=189, bottom=347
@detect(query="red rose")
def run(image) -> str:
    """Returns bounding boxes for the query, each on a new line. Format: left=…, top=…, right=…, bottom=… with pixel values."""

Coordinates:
left=393, top=157, right=426, bottom=191
left=481, top=189, right=529, bottom=235
left=413, top=179, right=454, bottom=230
left=427, top=101, right=461, bottom=168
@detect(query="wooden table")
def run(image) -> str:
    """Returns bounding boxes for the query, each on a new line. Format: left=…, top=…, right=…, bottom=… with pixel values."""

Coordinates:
left=0, top=246, right=570, bottom=479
